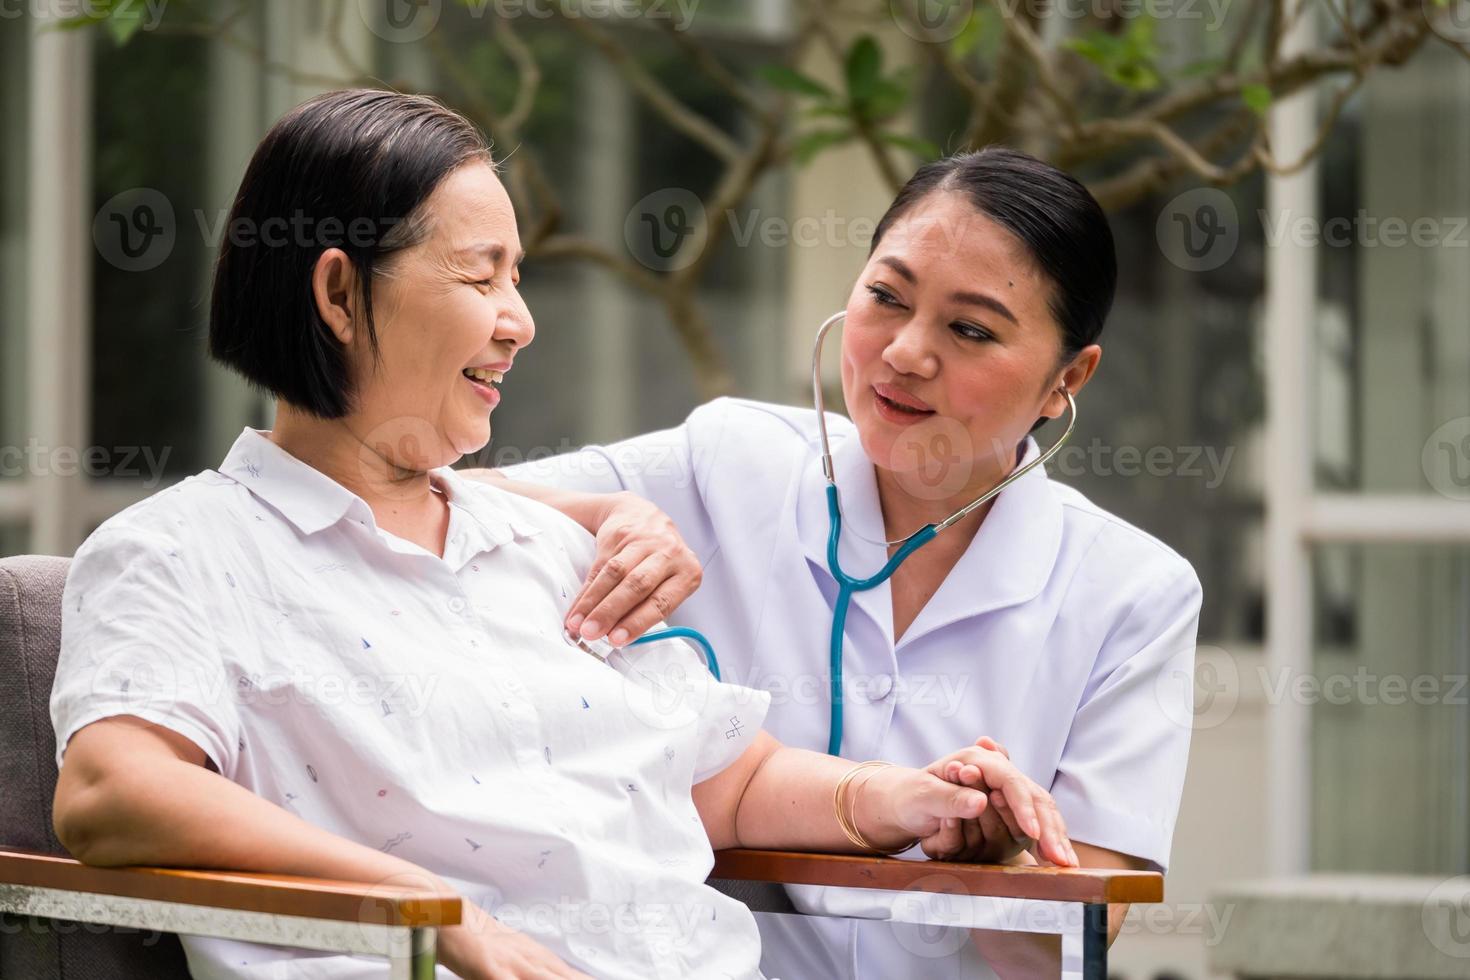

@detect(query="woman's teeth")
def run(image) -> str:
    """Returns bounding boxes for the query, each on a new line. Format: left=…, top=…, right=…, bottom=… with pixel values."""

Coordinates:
left=463, top=367, right=504, bottom=384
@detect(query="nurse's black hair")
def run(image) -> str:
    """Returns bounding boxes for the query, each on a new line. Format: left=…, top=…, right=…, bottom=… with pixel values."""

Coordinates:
left=209, top=88, right=493, bottom=419
left=869, top=146, right=1116, bottom=363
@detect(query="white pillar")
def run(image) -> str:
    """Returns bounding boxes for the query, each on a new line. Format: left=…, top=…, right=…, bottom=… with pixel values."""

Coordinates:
left=1262, top=0, right=1320, bottom=873
left=26, top=14, right=93, bottom=555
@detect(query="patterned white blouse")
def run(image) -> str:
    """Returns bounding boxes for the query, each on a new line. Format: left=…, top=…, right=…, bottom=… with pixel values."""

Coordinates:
left=51, top=426, right=772, bottom=980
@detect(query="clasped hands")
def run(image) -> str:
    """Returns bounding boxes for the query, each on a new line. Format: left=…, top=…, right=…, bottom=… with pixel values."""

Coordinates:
left=876, top=735, right=1078, bottom=867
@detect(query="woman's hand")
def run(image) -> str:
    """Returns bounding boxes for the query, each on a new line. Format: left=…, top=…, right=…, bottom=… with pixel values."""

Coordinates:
left=438, top=902, right=594, bottom=980
left=924, top=737, right=1079, bottom=867
left=845, top=765, right=989, bottom=860
left=565, top=491, right=703, bottom=647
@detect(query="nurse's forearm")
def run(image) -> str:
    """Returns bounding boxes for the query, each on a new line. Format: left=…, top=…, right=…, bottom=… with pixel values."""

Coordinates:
left=460, top=470, right=615, bottom=535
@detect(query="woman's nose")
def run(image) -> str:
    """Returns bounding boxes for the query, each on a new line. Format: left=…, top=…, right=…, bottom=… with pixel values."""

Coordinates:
left=498, top=298, right=535, bottom=350
left=883, top=320, right=937, bottom=377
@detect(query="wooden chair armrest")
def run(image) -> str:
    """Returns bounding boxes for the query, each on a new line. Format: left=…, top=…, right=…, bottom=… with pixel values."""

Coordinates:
left=711, top=849, right=1162, bottom=904
left=0, top=847, right=461, bottom=928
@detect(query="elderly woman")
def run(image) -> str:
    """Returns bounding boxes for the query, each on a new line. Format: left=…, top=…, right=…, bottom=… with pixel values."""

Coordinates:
left=48, top=90, right=1070, bottom=980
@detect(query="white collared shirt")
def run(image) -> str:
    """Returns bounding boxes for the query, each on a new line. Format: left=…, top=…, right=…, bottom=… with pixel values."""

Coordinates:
left=505, top=397, right=1204, bottom=980
left=51, top=427, right=771, bottom=980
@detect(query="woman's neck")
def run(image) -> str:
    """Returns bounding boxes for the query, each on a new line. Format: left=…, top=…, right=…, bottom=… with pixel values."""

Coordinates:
left=872, top=441, right=1023, bottom=547
left=266, top=403, right=443, bottom=531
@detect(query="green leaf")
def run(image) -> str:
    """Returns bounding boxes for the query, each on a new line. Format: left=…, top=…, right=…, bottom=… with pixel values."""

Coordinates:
left=949, top=12, right=984, bottom=59
left=793, top=128, right=853, bottom=164
left=878, top=132, right=940, bottom=158
left=844, top=36, right=883, bottom=104
left=757, top=65, right=833, bottom=99
left=1062, top=20, right=1163, bottom=93
left=106, top=8, right=147, bottom=45
left=1241, top=83, right=1273, bottom=115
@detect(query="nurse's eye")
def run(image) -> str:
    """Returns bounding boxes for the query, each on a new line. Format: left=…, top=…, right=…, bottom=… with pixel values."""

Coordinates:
left=952, top=321, right=995, bottom=342
left=866, top=284, right=903, bottom=308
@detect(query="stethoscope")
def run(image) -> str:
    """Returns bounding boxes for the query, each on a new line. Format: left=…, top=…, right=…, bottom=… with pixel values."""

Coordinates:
left=569, top=310, right=1078, bottom=757
left=810, top=310, right=1078, bottom=755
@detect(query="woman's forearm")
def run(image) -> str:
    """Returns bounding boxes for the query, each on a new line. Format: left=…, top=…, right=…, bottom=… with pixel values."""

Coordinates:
left=461, top=470, right=615, bottom=535
left=60, top=749, right=446, bottom=893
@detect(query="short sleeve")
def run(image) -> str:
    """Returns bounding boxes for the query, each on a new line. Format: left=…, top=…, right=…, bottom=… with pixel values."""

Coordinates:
left=1047, top=564, right=1203, bottom=873
left=607, top=635, right=771, bottom=785
left=50, top=523, right=242, bottom=776
left=500, top=402, right=729, bottom=564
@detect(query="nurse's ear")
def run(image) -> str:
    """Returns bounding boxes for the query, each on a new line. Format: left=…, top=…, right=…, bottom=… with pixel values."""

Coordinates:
left=1041, top=344, right=1101, bottom=422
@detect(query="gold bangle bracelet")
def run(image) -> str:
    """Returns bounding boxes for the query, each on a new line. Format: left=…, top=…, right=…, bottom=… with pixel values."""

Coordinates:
left=833, top=761, right=917, bottom=856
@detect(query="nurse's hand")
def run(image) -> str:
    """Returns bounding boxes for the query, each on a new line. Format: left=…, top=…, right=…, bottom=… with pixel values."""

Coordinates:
left=439, top=901, right=595, bottom=979
left=924, top=738, right=1079, bottom=867
left=565, top=491, right=703, bottom=647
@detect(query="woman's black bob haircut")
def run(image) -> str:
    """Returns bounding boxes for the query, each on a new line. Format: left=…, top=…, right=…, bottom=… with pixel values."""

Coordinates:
left=870, top=146, right=1117, bottom=364
left=209, top=88, right=492, bottom=419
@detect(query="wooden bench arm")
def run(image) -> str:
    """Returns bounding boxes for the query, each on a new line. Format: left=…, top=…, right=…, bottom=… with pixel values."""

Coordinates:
left=0, top=847, right=462, bottom=927
left=711, top=848, right=1163, bottom=904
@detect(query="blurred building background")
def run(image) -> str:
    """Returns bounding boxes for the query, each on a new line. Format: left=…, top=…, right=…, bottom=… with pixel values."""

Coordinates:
left=1, top=1, right=1467, bottom=977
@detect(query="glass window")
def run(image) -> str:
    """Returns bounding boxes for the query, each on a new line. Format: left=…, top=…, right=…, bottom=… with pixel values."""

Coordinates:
left=1311, top=541, right=1470, bottom=873
left=90, top=28, right=212, bottom=480
left=1, top=11, right=29, bottom=479
left=1315, top=46, right=1470, bottom=495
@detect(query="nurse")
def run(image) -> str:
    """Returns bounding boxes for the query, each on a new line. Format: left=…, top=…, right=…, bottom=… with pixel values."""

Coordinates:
left=473, top=147, right=1202, bottom=978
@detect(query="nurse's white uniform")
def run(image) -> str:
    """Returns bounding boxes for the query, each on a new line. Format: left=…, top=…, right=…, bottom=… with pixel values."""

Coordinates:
left=506, top=397, right=1203, bottom=980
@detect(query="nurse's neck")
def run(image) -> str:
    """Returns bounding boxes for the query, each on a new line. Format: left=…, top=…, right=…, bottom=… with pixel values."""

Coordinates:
left=264, top=401, right=450, bottom=555
left=872, top=440, right=1024, bottom=545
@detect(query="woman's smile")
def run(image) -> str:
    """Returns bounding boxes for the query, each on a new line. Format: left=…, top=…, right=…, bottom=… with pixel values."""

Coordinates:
left=872, top=382, right=935, bottom=426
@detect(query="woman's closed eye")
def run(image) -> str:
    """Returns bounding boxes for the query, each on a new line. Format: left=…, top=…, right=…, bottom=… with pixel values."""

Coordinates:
left=951, top=321, right=995, bottom=343
left=866, top=283, right=901, bottom=308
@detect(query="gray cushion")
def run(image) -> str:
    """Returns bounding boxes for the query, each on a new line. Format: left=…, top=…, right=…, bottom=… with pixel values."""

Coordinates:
left=1, top=554, right=190, bottom=979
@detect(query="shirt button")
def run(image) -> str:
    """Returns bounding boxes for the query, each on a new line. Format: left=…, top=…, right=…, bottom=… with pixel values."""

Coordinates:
left=447, top=596, right=467, bottom=614
left=870, top=674, right=894, bottom=701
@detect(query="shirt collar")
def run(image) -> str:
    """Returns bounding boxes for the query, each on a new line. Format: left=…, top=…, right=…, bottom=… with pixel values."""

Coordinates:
left=217, top=428, right=541, bottom=554
left=795, top=423, right=1063, bottom=647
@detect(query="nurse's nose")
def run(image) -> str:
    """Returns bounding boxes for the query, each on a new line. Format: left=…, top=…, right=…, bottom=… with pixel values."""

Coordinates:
left=882, top=318, right=938, bottom=378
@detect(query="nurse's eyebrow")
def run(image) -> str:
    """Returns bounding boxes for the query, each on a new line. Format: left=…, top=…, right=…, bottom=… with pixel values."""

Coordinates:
left=876, top=255, right=1019, bottom=325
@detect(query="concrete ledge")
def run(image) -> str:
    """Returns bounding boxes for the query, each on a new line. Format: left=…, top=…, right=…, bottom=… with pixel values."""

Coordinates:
left=1207, top=874, right=1470, bottom=979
